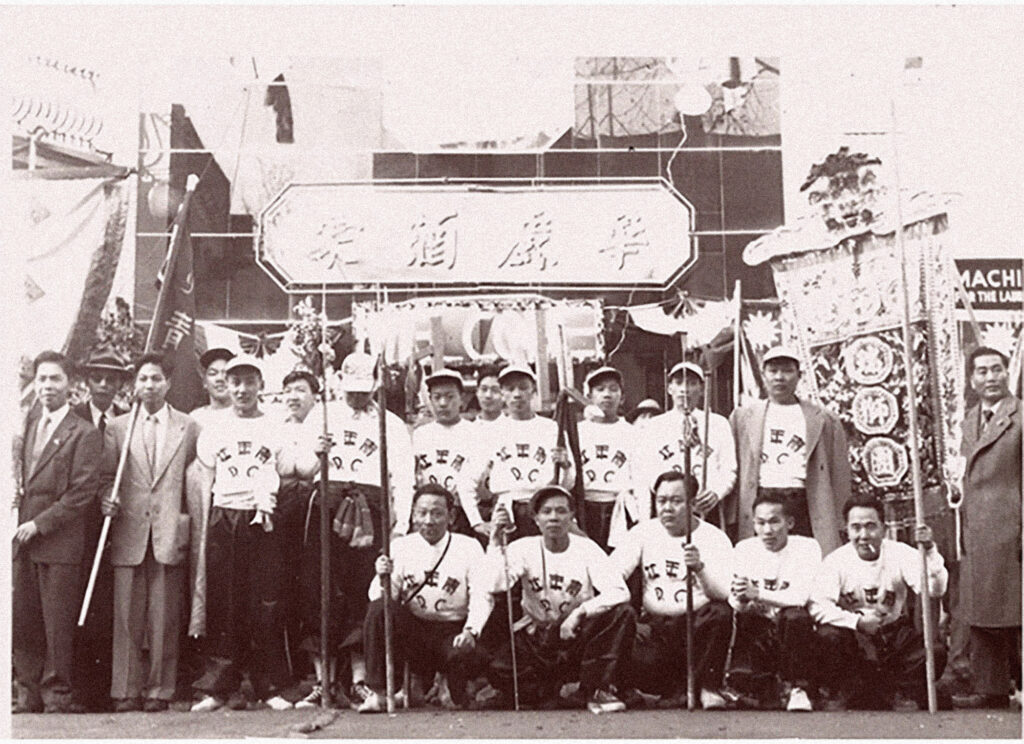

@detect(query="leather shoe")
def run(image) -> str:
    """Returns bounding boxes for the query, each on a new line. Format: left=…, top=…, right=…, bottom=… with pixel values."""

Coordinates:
left=143, top=699, right=169, bottom=712
left=12, top=700, right=44, bottom=714
left=952, top=693, right=1009, bottom=709
left=113, top=698, right=144, bottom=713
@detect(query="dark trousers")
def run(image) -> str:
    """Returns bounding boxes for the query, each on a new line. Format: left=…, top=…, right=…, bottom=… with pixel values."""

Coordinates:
left=969, top=625, right=1022, bottom=696
left=277, top=481, right=313, bottom=675
left=12, top=557, right=81, bottom=709
left=194, top=507, right=288, bottom=699
left=72, top=505, right=114, bottom=710
left=817, top=617, right=948, bottom=708
left=629, top=600, right=732, bottom=694
left=300, top=484, right=383, bottom=657
left=729, top=607, right=817, bottom=689
left=583, top=500, right=615, bottom=552
left=363, top=599, right=486, bottom=703
left=487, top=604, right=636, bottom=704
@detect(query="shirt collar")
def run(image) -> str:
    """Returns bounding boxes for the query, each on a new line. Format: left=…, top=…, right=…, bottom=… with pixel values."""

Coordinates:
left=89, top=401, right=111, bottom=423
left=143, top=403, right=168, bottom=423
left=41, top=402, right=71, bottom=428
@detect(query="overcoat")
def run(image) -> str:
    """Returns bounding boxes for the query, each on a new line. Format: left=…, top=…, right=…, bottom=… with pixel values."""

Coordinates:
left=960, top=395, right=1022, bottom=628
left=728, top=398, right=852, bottom=556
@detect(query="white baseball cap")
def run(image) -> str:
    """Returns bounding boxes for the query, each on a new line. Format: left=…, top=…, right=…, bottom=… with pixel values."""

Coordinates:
left=497, top=363, right=537, bottom=386
left=762, top=346, right=801, bottom=367
left=224, top=353, right=263, bottom=377
left=667, top=361, right=705, bottom=382
left=340, top=352, right=377, bottom=392
left=426, top=369, right=464, bottom=391
left=584, top=366, right=623, bottom=392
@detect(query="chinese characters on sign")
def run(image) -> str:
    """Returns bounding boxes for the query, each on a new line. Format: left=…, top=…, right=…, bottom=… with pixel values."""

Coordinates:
left=258, top=182, right=695, bottom=289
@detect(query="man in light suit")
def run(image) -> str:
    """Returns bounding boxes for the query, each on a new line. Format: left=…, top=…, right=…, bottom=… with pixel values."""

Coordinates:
left=728, top=346, right=851, bottom=556
left=953, top=346, right=1022, bottom=709
left=13, top=351, right=102, bottom=713
left=100, top=352, right=200, bottom=712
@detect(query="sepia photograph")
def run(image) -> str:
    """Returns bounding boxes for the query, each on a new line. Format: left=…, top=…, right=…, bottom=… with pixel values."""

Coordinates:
left=3, top=3, right=1022, bottom=740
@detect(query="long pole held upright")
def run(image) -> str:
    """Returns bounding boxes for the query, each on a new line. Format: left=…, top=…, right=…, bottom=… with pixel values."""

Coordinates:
left=317, top=287, right=332, bottom=708
left=889, top=95, right=937, bottom=714
left=375, top=293, right=396, bottom=716
left=79, top=174, right=199, bottom=626
left=680, top=332, right=696, bottom=712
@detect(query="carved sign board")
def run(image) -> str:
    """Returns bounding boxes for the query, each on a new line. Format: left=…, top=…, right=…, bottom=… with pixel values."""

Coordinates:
left=256, top=180, right=696, bottom=292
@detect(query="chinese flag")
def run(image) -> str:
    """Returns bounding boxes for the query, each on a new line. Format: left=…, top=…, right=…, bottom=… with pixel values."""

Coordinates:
left=149, top=180, right=204, bottom=412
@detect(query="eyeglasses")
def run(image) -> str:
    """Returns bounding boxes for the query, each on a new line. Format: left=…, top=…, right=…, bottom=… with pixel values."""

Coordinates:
left=654, top=497, right=687, bottom=507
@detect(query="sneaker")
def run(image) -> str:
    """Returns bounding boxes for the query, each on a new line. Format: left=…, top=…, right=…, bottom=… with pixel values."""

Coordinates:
left=700, top=688, right=727, bottom=711
left=891, top=691, right=920, bottom=712
left=357, top=690, right=385, bottom=714
left=294, top=684, right=323, bottom=710
left=587, top=688, right=626, bottom=714
left=786, top=687, right=813, bottom=712
left=190, top=695, right=223, bottom=713
left=350, top=681, right=373, bottom=709
left=227, top=691, right=248, bottom=711
left=264, top=695, right=294, bottom=711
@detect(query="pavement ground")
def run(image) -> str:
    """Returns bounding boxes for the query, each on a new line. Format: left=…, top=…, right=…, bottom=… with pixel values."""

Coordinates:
left=10, top=707, right=1022, bottom=740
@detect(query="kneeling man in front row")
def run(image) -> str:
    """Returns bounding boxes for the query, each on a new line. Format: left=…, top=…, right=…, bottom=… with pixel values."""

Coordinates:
left=810, top=493, right=948, bottom=710
left=359, top=483, right=493, bottom=712
left=486, top=485, right=636, bottom=713
left=728, top=491, right=821, bottom=711
left=611, top=470, right=733, bottom=710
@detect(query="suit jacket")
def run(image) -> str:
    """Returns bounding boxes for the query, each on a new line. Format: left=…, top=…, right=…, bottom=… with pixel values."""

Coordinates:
left=103, top=406, right=200, bottom=567
left=960, top=395, right=1022, bottom=627
left=18, top=405, right=102, bottom=564
left=729, top=398, right=852, bottom=556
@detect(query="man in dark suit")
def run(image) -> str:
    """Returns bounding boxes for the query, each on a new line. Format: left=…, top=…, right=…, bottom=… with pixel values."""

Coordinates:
left=13, top=351, right=102, bottom=713
left=73, top=347, right=131, bottom=432
left=70, top=347, right=131, bottom=711
left=101, top=352, right=200, bottom=712
left=953, top=346, right=1022, bottom=709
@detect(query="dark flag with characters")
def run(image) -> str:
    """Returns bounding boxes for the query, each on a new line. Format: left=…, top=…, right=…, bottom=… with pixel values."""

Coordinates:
left=149, top=176, right=204, bottom=411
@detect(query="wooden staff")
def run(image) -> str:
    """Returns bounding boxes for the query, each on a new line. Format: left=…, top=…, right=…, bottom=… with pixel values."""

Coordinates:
left=498, top=529, right=521, bottom=711
left=376, top=342, right=396, bottom=715
left=317, top=287, right=332, bottom=707
left=889, top=96, right=937, bottom=714
left=680, top=333, right=696, bottom=711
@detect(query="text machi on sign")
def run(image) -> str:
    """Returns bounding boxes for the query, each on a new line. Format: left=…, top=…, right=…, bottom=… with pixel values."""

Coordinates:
left=255, top=180, right=696, bottom=292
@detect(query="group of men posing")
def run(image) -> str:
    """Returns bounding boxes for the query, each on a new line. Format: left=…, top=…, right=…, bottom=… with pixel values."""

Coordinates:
left=12, top=339, right=1021, bottom=716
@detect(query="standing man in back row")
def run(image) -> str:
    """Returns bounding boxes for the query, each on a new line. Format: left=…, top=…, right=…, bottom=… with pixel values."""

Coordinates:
left=729, top=346, right=851, bottom=556
left=953, top=346, right=1022, bottom=709
left=635, top=362, right=735, bottom=534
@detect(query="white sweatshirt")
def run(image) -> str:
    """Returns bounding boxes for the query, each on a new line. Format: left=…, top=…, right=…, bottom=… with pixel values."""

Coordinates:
left=729, top=534, right=821, bottom=618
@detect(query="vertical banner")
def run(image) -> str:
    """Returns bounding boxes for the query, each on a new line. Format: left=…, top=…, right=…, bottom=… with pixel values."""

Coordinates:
left=149, top=188, right=204, bottom=412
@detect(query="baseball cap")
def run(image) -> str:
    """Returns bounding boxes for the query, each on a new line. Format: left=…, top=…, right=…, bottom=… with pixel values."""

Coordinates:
left=199, top=347, right=236, bottom=369
left=667, top=361, right=705, bottom=382
left=762, top=345, right=801, bottom=367
left=224, top=353, right=262, bottom=377
left=584, top=366, right=623, bottom=392
left=530, top=484, right=576, bottom=514
left=426, top=369, right=464, bottom=391
left=497, top=363, right=537, bottom=386
left=340, top=352, right=377, bottom=392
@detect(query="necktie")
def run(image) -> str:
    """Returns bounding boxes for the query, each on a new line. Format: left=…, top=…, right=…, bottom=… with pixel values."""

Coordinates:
left=982, top=408, right=994, bottom=428
left=98, top=411, right=107, bottom=434
left=143, top=415, right=158, bottom=474
left=30, top=414, right=52, bottom=472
